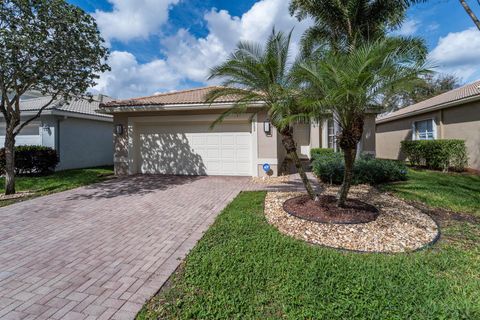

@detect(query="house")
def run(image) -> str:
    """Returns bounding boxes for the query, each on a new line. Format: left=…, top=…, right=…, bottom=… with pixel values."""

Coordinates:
left=0, top=95, right=114, bottom=170
left=99, top=86, right=377, bottom=177
left=376, top=80, right=480, bottom=170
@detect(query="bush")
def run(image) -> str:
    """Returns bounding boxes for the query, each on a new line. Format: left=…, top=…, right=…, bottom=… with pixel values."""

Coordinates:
left=0, top=145, right=59, bottom=175
left=401, top=140, right=467, bottom=171
left=312, top=152, right=345, bottom=184
left=312, top=152, right=408, bottom=185
left=310, top=148, right=335, bottom=159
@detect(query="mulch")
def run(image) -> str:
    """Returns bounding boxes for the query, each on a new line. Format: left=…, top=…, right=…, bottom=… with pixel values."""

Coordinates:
left=283, top=195, right=379, bottom=224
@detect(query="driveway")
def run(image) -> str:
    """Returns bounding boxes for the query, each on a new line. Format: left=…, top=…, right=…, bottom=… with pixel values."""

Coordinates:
left=0, top=175, right=268, bottom=320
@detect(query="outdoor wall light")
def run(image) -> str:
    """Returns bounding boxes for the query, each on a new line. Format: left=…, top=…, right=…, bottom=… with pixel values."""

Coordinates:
left=263, top=120, right=271, bottom=136
left=115, top=124, right=124, bottom=135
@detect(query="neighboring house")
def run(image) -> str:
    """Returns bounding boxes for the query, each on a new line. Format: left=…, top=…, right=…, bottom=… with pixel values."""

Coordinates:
left=99, top=86, right=377, bottom=177
left=376, top=80, right=480, bottom=170
left=0, top=95, right=114, bottom=171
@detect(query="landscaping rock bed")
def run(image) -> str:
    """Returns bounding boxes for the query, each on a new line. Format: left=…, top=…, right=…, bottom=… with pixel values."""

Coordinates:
left=0, top=191, right=33, bottom=201
left=264, top=185, right=439, bottom=253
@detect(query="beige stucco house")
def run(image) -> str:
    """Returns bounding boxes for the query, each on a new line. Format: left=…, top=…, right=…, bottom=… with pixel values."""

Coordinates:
left=376, top=80, right=480, bottom=170
left=100, top=86, right=376, bottom=177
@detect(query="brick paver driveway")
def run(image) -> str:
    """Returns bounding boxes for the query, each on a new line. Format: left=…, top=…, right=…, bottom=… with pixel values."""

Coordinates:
left=0, top=175, right=264, bottom=320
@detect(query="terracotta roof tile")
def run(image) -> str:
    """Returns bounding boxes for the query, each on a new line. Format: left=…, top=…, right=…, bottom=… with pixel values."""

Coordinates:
left=100, top=86, right=242, bottom=107
left=377, top=79, right=480, bottom=123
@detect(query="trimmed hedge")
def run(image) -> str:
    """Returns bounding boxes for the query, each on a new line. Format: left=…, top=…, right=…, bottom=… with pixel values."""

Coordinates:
left=0, top=145, right=59, bottom=175
left=401, top=140, right=468, bottom=171
left=312, top=152, right=408, bottom=185
left=310, top=148, right=335, bottom=159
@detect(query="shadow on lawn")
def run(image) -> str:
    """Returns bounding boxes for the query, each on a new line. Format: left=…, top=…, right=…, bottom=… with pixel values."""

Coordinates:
left=65, top=174, right=204, bottom=200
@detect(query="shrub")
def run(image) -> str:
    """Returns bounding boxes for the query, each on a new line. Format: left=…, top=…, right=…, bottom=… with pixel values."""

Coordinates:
left=312, top=152, right=345, bottom=184
left=0, top=145, right=59, bottom=175
left=401, top=140, right=467, bottom=171
left=312, top=153, right=408, bottom=185
left=310, top=148, right=335, bottom=159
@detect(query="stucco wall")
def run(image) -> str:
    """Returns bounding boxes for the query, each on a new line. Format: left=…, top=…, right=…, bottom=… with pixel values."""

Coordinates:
left=113, top=114, right=129, bottom=175
left=376, top=110, right=439, bottom=160
left=376, top=103, right=480, bottom=170
left=360, top=114, right=377, bottom=155
left=442, top=102, right=480, bottom=170
left=57, top=117, right=113, bottom=170
left=254, top=110, right=280, bottom=177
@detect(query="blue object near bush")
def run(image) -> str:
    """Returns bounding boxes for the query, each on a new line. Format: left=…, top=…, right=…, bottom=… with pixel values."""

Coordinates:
left=312, top=152, right=408, bottom=185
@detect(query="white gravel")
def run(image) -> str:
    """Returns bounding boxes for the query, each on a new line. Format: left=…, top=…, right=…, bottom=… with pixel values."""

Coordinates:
left=264, top=185, right=439, bottom=253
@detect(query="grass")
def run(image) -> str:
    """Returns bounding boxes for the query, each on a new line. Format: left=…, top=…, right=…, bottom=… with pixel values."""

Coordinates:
left=381, top=168, right=480, bottom=215
left=0, top=166, right=114, bottom=207
left=137, top=191, right=480, bottom=320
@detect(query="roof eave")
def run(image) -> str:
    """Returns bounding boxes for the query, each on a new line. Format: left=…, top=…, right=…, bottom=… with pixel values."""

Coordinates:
left=99, top=101, right=266, bottom=113
left=376, top=94, right=480, bottom=124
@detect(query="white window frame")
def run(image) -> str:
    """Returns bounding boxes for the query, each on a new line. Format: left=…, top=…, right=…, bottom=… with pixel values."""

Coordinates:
left=412, top=118, right=437, bottom=141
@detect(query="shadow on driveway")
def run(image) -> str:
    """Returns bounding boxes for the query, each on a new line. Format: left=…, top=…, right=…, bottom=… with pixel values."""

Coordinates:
left=66, top=174, right=205, bottom=200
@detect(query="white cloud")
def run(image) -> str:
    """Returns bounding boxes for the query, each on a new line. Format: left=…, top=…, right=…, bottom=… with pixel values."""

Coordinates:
left=92, top=51, right=181, bottom=98
left=93, top=0, right=179, bottom=43
left=93, top=0, right=312, bottom=98
left=395, top=19, right=420, bottom=36
left=161, top=0, right=312, bottom=84
left=428, top=28, right=480, bottom=81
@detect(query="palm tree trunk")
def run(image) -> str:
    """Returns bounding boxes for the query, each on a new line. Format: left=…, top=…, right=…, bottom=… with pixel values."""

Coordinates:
left=4, top=129, right=16, bottom=195
left=337, top=146, right=356, bottom=207
left=459, top=0, right=480, bottom=30
left=280, top=128, right=317, bottom=200
left=336, top=115, right=364, bottom=207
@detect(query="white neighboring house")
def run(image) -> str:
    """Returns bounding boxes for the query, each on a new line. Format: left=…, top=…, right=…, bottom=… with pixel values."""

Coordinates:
left=0, top=94, right=114, bottom=171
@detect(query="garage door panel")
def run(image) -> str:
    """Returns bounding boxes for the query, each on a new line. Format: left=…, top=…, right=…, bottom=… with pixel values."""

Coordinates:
left=137, top=124, right=252, bottom=176
left=206, top=135, right=221, bottom=145
left=221, top=148, right=235, bottom=159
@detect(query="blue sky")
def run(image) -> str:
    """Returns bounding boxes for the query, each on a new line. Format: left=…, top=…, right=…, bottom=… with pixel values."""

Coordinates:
left=68, top=0, right=480, bottom=99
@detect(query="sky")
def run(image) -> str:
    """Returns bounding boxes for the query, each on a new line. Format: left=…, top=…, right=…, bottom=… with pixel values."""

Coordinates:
left=68, top=0, right=480, bottom=99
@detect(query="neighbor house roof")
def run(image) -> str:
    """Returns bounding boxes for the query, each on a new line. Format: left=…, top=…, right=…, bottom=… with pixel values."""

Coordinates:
left=377, top=79, right=480, bottom=124
left=100, top=86, right=252, bottom=108
left=18, top=95, right=113, bottom=119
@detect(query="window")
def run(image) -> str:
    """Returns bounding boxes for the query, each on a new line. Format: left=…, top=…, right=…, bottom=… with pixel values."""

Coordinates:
left=413, top=119, right=435, bottom=140
left=327, top=118, right=335, bottom=149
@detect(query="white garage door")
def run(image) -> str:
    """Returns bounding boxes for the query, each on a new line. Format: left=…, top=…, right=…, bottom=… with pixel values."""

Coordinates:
left=137, top=122, right=252, bottom=176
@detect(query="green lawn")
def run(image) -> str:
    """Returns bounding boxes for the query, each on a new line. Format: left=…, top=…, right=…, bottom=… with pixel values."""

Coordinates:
left=0, top=166, right=114, bottom=207
left=137, top=191, right=480, bottom=320
left=381, top=169, right=480, bottom=215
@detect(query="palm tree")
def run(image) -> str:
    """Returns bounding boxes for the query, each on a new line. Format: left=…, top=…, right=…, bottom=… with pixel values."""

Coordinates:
left=289, top=0, right=427, bottom=55
left=459, top=0, right=480, bottom=30
left=205, top=30, right=317, bottom=200
left=295, top=39, right=429, bottom=207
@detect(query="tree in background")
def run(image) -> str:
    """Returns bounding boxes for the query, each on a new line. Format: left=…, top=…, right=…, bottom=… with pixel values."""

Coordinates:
left=296, top=39, right=429, bottom=206
left=206, top=30, right=317, bottom=200
left=384, top=74, right=461, bottom=110
left=0, top=0, right=109, bottom=195
left=289, top=0, right=427, bottom=55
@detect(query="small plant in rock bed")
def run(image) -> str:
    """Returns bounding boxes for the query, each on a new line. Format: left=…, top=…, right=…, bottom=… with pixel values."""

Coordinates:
left=312, top=152, right=408, bottom=185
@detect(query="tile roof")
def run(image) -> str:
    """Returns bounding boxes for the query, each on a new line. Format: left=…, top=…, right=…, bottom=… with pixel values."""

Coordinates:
left=100, top=86, right=244, bottom=107
left=19, top=95, right=113, bottom=118
left=377, top=79, right=480, bottom=123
